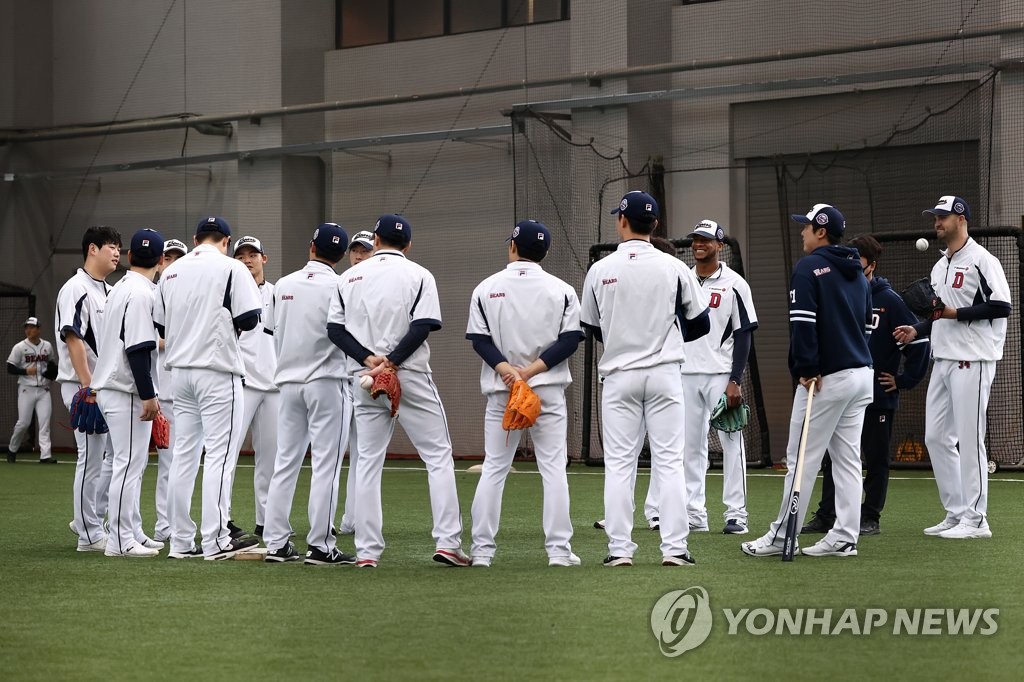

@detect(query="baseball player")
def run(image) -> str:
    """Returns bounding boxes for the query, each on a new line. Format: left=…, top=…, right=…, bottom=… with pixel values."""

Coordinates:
left=56, top=225, right=121, bottom=552
left=645, top=220, right=758, bottom=535
left=263, top=223, right=354, bottom=564
left=467, top=220, right=584, bottom=567
left=894, top=196, right=1011, bottom=539
left=7, top=317, right=57, bottom=464
left=153, top=238, right=187, bottom=543
left=581, top=190, right=710, bottom=567
left=328, top=214, right=467, bottom=568
left=742, top=204, right=873, bottom=558
left=154, top=216, right=262, bottom=560
left=92, top=229, right=165, bottom=558
left=335, top=229, right=377, bottom=537
left=803, top=234, right=930, bottom=536
left=227, top=235, right=279, bottom=538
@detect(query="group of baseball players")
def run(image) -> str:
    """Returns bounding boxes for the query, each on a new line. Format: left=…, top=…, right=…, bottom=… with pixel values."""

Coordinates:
left=30, top=188, right=1009, bottom=566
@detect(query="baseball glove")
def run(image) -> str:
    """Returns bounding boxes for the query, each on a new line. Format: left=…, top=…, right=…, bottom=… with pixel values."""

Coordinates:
left=370, top=369, right=402, bottom=417
left=901, top=277, right=945, bottom=321
left=69, top=386, right=108, bottom=435
left=709, top=393, right=749, bottom=433
left=43, top=360, right=58, bottom=381
left=502, top=380, right=542, bottom=431
left=151, top=412, right=170, bottom=450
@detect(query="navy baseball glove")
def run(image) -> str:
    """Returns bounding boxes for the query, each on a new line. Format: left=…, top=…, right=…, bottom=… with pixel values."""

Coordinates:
left=901, top=278, right=945, bottom=321
left=709, top=393, right=749, bottom=433
left=70, top=387, right=108, bottom=435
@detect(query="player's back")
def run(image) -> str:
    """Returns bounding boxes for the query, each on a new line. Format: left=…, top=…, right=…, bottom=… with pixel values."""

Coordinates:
left=273, top=262, right=345, bottom=385
left=92, top=272, right=157, bottom=394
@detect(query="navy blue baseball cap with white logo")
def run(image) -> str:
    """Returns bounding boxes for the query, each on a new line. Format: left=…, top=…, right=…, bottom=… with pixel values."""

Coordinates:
left=312, top=223, right=349, bottom=259
left=611, top=190, right=659, bottom=224
left=791, top=203, right=845, bottom=237
left=923, top=195, right=971, bottom=221
left=195, top=216, right=231, bottom=238
left=508, top=220, right=551, bottom=254
left=374, top=214, right=412, bottom=247
left=130, top=228, right=164, bottom=268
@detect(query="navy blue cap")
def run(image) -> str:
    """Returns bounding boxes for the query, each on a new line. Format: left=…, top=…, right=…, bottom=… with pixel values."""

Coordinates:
left=312, top=223, right=349, bottom=258
left=508, top=219, right=551, bottom=254
left=374, top=214, right=412, bottom=246
left=195, top=216, right=231, bottom=238
left=791, top=203, right=846, bottom=237
left=130, top=228, right=164, bottom=268
left=610, top=190, right=659, bottom=223
left=923, top=195, right=971, bottom=221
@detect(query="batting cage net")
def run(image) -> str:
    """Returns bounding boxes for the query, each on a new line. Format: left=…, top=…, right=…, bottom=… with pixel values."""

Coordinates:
left=5, top=0, right=1024, bottom=464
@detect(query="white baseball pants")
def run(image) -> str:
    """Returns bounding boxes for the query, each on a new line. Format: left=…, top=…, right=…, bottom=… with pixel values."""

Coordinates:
left=62, top=382, right=110, bottom=547
left=338, top=378, right=359, bottom=534
left=154, top=397, right=174, bottom=541
left=353, top=369, right=463, bottom=561
left=97, top=390, right=153, bottom=555
left=925, top=359, right=996, bottom=527
left=471, top=385, right=574, bottom=561
left=766, top=366, right=873, bottom=546
left=9, top=385, right=52, bottom=460
left=263, top=378, right=348, bottom=553
left=227, top=387, right=279, bottom=526
left=645, top=373, right=748, bottom=526
left=602, top=365, right=689, bottom=558
left=168, top=368, right=244, bottom=557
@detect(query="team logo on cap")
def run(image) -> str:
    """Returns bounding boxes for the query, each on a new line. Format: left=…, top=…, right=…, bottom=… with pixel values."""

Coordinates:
left=816, top=213, right=829, bottom=225
left=394, top=221, right=403, bottom=231
left=142, top=239, right=150, bottom=247
left=645, top=203, right=653, bottom=212
left=537, top=233, right=544, bottom=241
left=332, top=236, right=340, bottom=244
left=954, top=202, right=965, bottom=214
left=207, top=217, right=216, bottom=223
left=313, top=228, right=320, bottom=239
left=620, top=198, right=628, bottom=211
left=716, top=227, right=724, bottom=240
left=512, top=226, right=521, bottom=238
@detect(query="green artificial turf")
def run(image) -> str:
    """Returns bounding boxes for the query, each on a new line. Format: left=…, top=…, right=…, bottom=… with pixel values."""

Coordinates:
left=1, top=459, right=1021, bottom=681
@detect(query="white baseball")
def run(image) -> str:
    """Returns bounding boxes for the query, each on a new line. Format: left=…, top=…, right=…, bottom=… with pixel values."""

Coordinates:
left=359, top=375, right=374, bottom=391
left=915, top=238, right=929, bottom=252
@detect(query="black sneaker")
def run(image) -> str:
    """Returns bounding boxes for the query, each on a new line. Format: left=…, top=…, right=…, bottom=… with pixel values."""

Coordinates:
left=226, top=520, right=247, bottom=540
left=801, top=514, right=833, bottom=534
left=253, top=524, right=264, bottom=538
left=662, top=552, right=696, bottom=566
left=167, top=545, right=204, bottom=559
left=860, top=520, right=881, bottom=536
left=304, top=547, right=357, bottom=566
left=39, top=457, right=58, bottom=464
left=265, top=541, right=301, bottom=563
left=205, top=535, right=260, bottom=561
left=602, top=555, right=633, bottom=567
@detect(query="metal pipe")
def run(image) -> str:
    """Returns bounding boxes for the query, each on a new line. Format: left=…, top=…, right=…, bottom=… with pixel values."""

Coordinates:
left=2, top=22, right=1021, bottom=144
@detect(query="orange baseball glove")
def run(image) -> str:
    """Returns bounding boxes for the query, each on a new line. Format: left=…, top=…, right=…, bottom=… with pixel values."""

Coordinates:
left=502, top=380, right=541, bottom=430
left=151, top=412, right=170, bottom=450
left=371, top=369, right=402, bottom=417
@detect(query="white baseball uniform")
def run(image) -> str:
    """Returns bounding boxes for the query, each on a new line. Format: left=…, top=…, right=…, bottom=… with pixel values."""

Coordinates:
left=92, top=271, right=159, bottom=555
left=263, top=260, right=349, bottom=554
left=924, top=237, right=1011, bottom=527
left=581, top=240, right=710, bottom=559
left=228, top=280, right=279, bottom=528
left=154, top=243, right=263, bottom=556
left=645, top=263, right=758, bottom=527
left=154, top=344, right=174, bottom=542
left=56, top=268, right=113, bottom=548
left=7, top=338, right=54, bottom=460
left=329, top=249, right=464, bottom=561
left=467, top=261, right=582, bottom=562
left=337, top=365, right=361, bottom=535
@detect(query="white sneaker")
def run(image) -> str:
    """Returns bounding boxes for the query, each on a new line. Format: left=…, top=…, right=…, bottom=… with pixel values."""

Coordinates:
left=740, top=534, right=790, bottom=557
left=77, top=536, right=107, bottom=553
left=433, top=548, right=471, bottom=567
left=923, top=518, right=959, bottom=536
left=689, top=523, right=710, bottom=533
left=139, top=537, right=165, bottom=550
left=938, top=520, right=992, bottom=539
left=471, top=555, right=492, bottom=567
left=548, top=553, right=582, bottom=567
left=68, top=520, right=78, bottom=535
left=648, top=517, right=660, bottom=531
left=801, top=539, right=857, bottom=557
left=106, top=544, right=160, bottom=558
left=593, top=519, right=606, bottom=530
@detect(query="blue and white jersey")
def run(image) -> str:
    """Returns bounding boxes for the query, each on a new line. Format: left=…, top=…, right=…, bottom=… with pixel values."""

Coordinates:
left=788, top=245, right=872, bottom=379
left=682, top=263, right=757, bottom=375
left=55, top=268, right=109, bottom=384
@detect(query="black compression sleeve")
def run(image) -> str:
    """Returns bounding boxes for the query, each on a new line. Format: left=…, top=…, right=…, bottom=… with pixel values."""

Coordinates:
left=956, top=300, right=1012, bottom=322
left=327, top=323, right=372, bottom=365
left=126, top=348, right=156, bottom=400
left=7, top=362, right=26, bottom=376
left=468, top=335, right=507, bottom=369
left=729, top=329, right=752, bottom=383
left=388, top=322, right=431, bottom=366
left=538, top=331, right=585, bottom=369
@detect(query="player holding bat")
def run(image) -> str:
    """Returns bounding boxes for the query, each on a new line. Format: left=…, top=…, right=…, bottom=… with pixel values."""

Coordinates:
left=741, top=204, right=873, bottom=559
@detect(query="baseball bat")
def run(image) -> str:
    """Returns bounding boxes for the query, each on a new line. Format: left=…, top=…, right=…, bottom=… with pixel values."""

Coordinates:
left=782, top=378, right=817, bottom=562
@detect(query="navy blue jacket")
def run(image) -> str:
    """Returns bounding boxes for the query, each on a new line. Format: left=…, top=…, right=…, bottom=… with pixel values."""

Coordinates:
left=788, top=245, right=872, bottom=379
left=867, top=277, right=930, bottom=410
